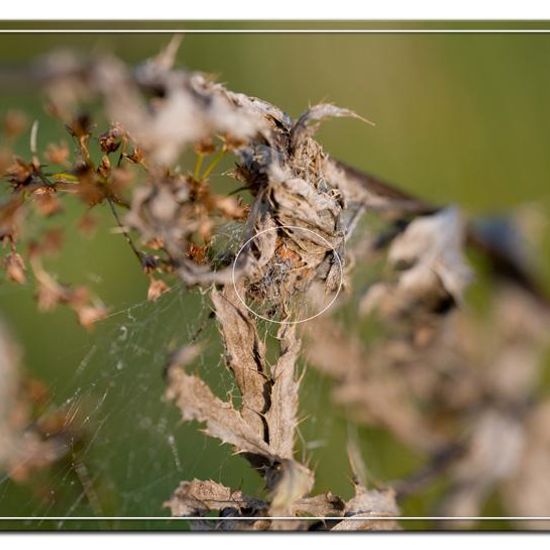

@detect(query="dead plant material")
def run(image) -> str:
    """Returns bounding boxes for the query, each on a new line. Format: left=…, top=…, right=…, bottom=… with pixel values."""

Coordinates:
left=1, top=37, right=549, bottom=531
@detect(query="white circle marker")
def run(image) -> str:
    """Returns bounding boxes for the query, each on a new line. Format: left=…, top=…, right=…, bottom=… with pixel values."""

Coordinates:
left=231, top=225, right=343, bottom=325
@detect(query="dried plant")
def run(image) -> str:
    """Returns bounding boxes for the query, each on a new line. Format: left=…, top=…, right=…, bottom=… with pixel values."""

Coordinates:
left=0, top=38, right=548, bottom=531
left=0, top=320, right=84, bottom=491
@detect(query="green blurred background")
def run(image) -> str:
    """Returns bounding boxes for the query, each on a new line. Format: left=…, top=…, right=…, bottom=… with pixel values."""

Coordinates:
left=1, top=24, right=550, bottom=530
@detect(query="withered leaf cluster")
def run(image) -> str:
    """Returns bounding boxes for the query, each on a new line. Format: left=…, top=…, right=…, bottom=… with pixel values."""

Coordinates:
left=164, top=286, right=398, bottom=530
left=1, top=38, right=549, bottom=531
left=305, top=205, right=550, bottom=527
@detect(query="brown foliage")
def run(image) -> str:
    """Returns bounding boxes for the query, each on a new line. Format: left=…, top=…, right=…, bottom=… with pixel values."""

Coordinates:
left=1, top=38, right=549, bottom=531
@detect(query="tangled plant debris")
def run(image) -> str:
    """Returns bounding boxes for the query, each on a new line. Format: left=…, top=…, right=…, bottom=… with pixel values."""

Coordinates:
left=1, top=38, right=549, bottom=530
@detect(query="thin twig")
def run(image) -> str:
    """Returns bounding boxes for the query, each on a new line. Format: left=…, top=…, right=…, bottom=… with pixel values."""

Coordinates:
left=106, top=198, right=144, bottom=267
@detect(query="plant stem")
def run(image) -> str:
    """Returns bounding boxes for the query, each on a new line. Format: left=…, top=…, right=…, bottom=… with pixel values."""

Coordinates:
left=107, top=198, right=144, bottom=267
left=193, top=153, right=204, bottom=180
left=201, top=148, right=225, bottom=181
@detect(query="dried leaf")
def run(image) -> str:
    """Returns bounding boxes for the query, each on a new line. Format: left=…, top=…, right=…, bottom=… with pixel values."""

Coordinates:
left=291, top=493, right=346, bottom=518
left=290, top=104, right=370, bottom=150
left=147, top=278, right=169, bottom=302
left=212, top=286, right=269, bottom=440
left=4, top=252, right=26, bottom=284
left=389, top=207, right=473, bottom=301
left=76, top=303, right=108, bottom=329
left=30, top=258, right=107, bottom=329
left=265, top=325, right=301, bottom=459
left=165, top=356, right=272, bottom=459
left=360, top=207, right=473, bottom=319
left=332, top=485, right=400, bottom=531
left=304, top=318, right=439, bottom=452
left=439, top=409, right=525, bottom=524
left=44, top=142, right=69, bottom=165
left=165, top=479, right=265, bottom=517
left=268, top=459, right=315, bottom=515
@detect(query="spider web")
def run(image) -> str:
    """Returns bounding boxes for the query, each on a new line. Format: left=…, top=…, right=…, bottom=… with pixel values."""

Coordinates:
left=0, top=211, right=347, bottom=530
